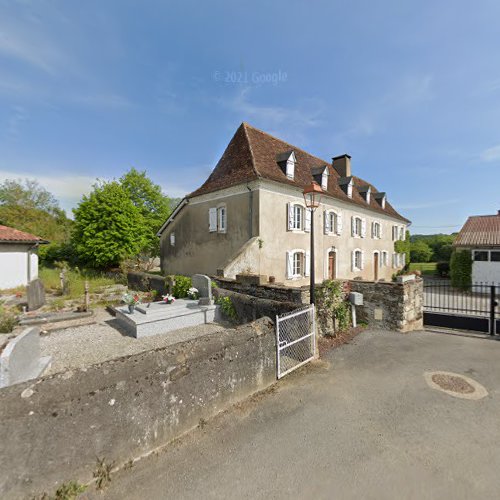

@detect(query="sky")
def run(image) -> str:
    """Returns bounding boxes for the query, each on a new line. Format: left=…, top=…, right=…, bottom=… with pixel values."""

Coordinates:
left=0, top=0, right=499, bottom=234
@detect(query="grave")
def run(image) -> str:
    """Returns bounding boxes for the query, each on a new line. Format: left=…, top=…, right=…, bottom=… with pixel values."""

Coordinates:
left=0, top=327, right=51, bottom=388
left=115, top=299, right=220, bottom=338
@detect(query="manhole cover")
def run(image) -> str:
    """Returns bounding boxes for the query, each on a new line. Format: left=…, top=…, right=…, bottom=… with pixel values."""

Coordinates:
left=424, top=371, right=488, bottom=400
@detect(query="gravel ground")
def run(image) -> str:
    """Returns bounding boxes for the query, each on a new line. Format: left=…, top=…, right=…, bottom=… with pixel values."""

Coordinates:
left=40, top=308, right=230, bottom=375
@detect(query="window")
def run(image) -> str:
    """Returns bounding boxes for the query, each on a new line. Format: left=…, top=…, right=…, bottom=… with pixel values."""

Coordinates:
left=288, top=203, right=309, bottom=231
left=352, top=249, right=364, bottom=271
left=399, top=227, right=405, bottom=241
left=474, top=251, right=488, bottom=262
left=170, top=232, right=175, bottom=246
left=293, top=252, right=303, bottom=276
left=352, top=216, right=365, bottom=238
left=491, top=251, right=500, bottom=262
left=218, top=206, right=226, bottom=232
left=293, top=205, right=303, bottom=230
left=372, top=221, right=381, bottom=239
left=329, top=212, right=337, bottom=234
left=382, top=251, right=388, bottom=266
left=287, top=250, right=309, bottom=279
left=392, top=226, right=398, bottom=241
left=321, top=171, right=328, bottom=191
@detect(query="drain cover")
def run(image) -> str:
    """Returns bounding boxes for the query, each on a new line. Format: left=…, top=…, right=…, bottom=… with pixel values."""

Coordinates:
left=424, top=371, right=488, bottom=400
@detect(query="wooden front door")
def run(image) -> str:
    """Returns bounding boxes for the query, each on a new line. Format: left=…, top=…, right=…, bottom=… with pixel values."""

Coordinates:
left=374, top=253, right=379, bottom=281
left=328, top=251, right=336, bottom=280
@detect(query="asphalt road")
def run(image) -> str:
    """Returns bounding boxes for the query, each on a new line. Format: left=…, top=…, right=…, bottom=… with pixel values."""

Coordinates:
left=98, top=329, right=500, bottom=500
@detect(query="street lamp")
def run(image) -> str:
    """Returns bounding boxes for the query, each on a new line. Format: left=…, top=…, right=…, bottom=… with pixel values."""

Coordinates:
left=303, top=182, right=323, bottom=304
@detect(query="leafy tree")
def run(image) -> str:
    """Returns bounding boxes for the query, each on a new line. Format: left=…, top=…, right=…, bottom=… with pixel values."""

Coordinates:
left=394, top=230, right=411, bottom=268
left=72, top=181, right=148, bottom=268
left=450, top=250, right=472, bottom=290
left=0, top=179, right=60, bottom=214
left=410, top=240, right=433, bottom=263
left=120, top=168, right=172, bottom=256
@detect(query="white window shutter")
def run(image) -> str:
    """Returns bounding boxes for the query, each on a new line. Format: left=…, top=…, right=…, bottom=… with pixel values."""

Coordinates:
left=371, top=222, right=375, bottom=238
left=360, top=251, right=365, bottom=270
left=361, top=218, right=367, bottom=238
left=379, top=224, right=383, bottom=239
left=286, top=251, right=293, bottom=278
left=351, top=216, right=355, bottom=236
left=209, top=208, right=217, bottom=232
left=287, top=203, right=294, bottom=231
left=392, top=253, right=397, bottom=268
left=337, top=212, right=343, bottom=235
left=305, top=208, right=311, bottom=232
left=305, top=251, right=310, bottom=276
left=324, top=210, right=330, bottom=234
left=351, top=250, right=356, bottom=272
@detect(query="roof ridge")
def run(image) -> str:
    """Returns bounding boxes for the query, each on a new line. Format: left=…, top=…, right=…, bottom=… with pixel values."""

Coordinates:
left=241, top=123, right=260, bottom=178
left=243, top=122, right=333, bottom=170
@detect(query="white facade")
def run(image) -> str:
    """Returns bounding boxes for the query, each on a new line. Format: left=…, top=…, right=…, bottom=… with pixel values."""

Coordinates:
left=0, top=244, right=39, bottom=290
left=472, top=249, right=500, bottom=284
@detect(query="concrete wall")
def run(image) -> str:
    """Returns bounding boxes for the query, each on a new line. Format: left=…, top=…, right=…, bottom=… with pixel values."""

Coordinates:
left=472, top=261, right=500, bottom=284
left=160, top=187, right=259, bottom=277
left=350, top=278, right=424, bottom=332
left=0, top=243, right=38, bottom=289
left=0, top=318, right=277, bottom=499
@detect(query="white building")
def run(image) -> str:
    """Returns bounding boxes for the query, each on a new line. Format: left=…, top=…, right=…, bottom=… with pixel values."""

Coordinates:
left=454, top=211, right=500, bottom=284
left=0, top=225, right=47, bottom=290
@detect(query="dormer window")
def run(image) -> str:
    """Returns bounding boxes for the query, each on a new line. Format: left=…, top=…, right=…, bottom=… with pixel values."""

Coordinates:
left=338, top=176, right=353, bottom=198
left=311, top=165, right=329, bottom=191
left=358, top=185, right=371, bottom=204
left=374, top=192, right=386, bottom=209
left=276, top=150, right=297, bottom=180
left=321, top=170, right=328, bottom=190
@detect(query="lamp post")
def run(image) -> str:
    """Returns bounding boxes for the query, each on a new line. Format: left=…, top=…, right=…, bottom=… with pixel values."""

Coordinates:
left=303, top=182, right=323, bottom=304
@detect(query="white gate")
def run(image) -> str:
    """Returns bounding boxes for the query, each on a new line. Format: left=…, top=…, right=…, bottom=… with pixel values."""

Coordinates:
left=276, top=305, right=316, bottom=379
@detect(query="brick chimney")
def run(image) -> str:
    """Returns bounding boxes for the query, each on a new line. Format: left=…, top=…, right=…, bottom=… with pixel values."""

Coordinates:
left=332, top=154, right=351, bottom=177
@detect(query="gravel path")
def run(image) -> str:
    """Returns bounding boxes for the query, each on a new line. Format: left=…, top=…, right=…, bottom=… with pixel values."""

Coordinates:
left=40, top=308, right=230, bottom=375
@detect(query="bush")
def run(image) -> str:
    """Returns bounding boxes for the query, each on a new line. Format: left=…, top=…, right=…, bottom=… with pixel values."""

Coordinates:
left=215, top=295, right=237, bottom=321
left=436, top=261, right=450, bottom=277
left=0, top=303, right=18, bottom=333
left=315, top=280, right=350, bottom=334
left=450, top=250, right=472, bottom=289
left=172, top=275, right=192, bottom=298
left=38, top=241, right=78, bottom=266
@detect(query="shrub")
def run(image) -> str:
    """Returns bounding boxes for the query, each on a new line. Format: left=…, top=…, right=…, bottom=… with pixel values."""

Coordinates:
left=0, top=303, right=18, bottom=333
left=215, top=295, right=237, bottom=321
left=436, top=261, right=450, bottom=277
left=450, top=250, right=472, bottom=290
left=172, top=275, right=192, bottom=298
left=315, top=280, right=350, bottom=334
left=38, top=241, right=78, bottom=266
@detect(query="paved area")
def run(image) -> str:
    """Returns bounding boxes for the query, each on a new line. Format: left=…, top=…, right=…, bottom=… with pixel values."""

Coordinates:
left=40, top=309, right=229, bottom=375
left=98, top=329, right=500, bottom=500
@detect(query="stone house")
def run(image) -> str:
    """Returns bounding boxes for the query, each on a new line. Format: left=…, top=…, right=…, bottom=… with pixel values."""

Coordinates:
left=454, top=211, right=500, bottom=284
left=0, top=225, right=47, bottom=289
left=158, top=123, right=410, bottom=285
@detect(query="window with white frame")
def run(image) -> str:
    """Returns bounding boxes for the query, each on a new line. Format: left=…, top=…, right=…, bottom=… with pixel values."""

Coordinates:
left=329, top=212, right=337, bottom=234
left=293, top=252, right=303, bottom=276
left=372, top=221, right=381, bottom=239
left=392, top=225, right=398, bottom=241
left=382, top=250, right=388, bottom=266
left=324, top=209, right=341, bottom=235
left=170, top=232, right=175, bottom=246
left=217, top=206, right=226, bottom=232
left=352, top=249, right=364, bottom=271
left=399, top=227, right=405, bottom=241
left=288, top=203, right=310, bottom=232
left=286, top=249, right=309, bottom=279
left=292, top=204, right=303, bottom=230
left=352, top=216, right=365, bottom=238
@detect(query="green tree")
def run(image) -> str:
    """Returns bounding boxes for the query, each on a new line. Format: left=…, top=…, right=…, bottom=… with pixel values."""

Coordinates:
left=394, top=230, right=411, bottom=268
left=120, top=168, right=172, bottom=256
left=450, top=250, right=472, bottom=290
left=410, top=240, right=433, bottom=263
left=72, top=181, right=148, bottom=268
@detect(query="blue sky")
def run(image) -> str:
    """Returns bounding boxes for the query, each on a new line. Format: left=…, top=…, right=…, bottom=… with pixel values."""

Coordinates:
left=0, top=0, right=499, bottom=233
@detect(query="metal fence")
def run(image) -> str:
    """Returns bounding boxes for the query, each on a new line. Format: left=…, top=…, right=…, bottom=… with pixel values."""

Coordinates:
left=276, top=305, right=316, bottom=379
left=424, top=282, right=500, bottom=335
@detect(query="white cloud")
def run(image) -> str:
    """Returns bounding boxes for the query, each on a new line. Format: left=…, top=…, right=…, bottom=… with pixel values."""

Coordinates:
left=480, top=144, right=500, bottom=162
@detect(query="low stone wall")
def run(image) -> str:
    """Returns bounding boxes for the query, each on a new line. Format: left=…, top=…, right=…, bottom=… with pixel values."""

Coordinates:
left=214, top=287, right=301, bottom=324
left=0, top=318, right=277, bottom=498
left=127, top=271, right=167, bottom=295
left=214, top=277, right=310, bottom=304
left=350, top=278, right=423, bottom=332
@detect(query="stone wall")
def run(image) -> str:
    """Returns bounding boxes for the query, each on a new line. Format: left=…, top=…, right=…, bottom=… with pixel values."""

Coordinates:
left=127, top=271, right=168, bottom=295
left=214, top=287, right=301, bottom=324
left=0, top=318, right=277, bottom=499
left=350, top=278, right=423, bottom=332
left=214, top=277, right=310, bottom=304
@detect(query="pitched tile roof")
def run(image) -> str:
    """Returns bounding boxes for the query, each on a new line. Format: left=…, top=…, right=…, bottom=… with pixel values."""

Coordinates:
left=454, top=213, right=500, bottom=247
left=0, top=225, right=47, bottom=244
left=189, top=123, right=409, bottom=223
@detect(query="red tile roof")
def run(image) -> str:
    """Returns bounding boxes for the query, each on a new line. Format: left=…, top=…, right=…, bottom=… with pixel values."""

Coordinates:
left=454, top=214, right=500, bottom=247
left=0, top=225, right=47, bottom=244
left=189, top=123, right=409, bottom=223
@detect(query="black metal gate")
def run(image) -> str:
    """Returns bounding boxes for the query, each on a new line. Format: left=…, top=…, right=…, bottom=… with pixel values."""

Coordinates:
left=424, top=282, right=500, bottom=335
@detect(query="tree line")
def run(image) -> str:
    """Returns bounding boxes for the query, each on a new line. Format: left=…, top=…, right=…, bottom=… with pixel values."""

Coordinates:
left=0, top=169, right=179, bottom=269
left=409, top=234, right=456, bottom=263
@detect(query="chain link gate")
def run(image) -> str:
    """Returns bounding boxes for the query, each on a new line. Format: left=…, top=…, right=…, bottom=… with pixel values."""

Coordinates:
left=276, top=305, right=316, bottom=379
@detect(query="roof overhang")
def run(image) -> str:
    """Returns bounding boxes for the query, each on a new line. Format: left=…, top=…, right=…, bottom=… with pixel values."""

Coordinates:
left=156, top=198, right=189, bottom=236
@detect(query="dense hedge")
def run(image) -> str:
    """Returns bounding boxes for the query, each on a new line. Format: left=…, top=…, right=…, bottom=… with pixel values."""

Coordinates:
left=450, top=250, right=472, bottom=289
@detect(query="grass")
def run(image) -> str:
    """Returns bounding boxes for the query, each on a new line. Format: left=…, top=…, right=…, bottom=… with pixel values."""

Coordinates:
left=409, top=262, right=437, bottom=276
left=39, top=266, right=126, bottom=300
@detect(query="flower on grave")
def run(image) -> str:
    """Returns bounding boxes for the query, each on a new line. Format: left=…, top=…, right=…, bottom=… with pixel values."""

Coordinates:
left=187, top=287, right=199, bottom=299
left=162, top=294, right=176, bottom=304
left=122, top=293, right=140, bottom=305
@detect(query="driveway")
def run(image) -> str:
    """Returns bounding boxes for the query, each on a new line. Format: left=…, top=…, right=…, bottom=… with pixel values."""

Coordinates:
left=99, top=329, right=500, bottom=500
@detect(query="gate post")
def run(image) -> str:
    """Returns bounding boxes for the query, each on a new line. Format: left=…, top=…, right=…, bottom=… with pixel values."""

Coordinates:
left=490, top=285, right=496, bottom=336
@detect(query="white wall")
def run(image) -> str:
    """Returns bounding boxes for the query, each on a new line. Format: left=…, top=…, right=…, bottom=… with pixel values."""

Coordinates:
left=473, top=262, right=500, bottom=284
left=0, top=244, right=37, bottom=290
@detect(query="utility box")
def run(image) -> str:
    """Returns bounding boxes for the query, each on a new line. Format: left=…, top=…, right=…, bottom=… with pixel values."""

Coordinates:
left=349, top=292, right=363, bottom=306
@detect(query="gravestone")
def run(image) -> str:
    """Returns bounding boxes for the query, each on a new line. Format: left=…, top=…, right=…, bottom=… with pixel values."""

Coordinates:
left=0, top=327, right=51, bottom=388
left=27, top=279, right=46, bottom=311
left=192, top=274, right=213, bottom=305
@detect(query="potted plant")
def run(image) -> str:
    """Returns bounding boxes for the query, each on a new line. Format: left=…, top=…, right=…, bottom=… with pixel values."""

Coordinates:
left=187, top=287, right=199, bottom=300
left=122, top=293, right=140, bottom=313
left=162, top=294, right=176, bottom=304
